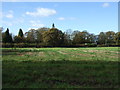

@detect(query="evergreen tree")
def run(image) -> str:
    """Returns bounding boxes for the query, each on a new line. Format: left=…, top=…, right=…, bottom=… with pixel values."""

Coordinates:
left=18, top=28, right=23, bottom=37
left=52, top=23, right=55, bottom=28
left=2, top=28, right=12, bottom=43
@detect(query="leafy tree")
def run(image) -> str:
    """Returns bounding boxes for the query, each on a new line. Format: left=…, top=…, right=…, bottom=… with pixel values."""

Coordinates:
left=106, top=31, right=115, bottom=45
left=2, top=28, right=13, bottom=43
left=65, top=29, right=73, bottom=40
left=114, top=32, right=120, bottom=45
left=63, top=32, right=72, bottom=46
left=14, top=36, right=25, bottom=43
left=71, top=30, right=80, bottom=38
left=35, top=31, right=42, bottom=43
left=0, top=27, right=3, bottom=43
left=87, top=34, right=96, bottom=43
left=25, top=29, right=37, bottom=43
left=73, top=31, right=90, bottom=44
left=36, top=27, right=49, bottom=33
left=43, top=28, right=64, bottom=46
left=72, top=31, right=81, bottom=44
left=97, top=32, right=106, bottom=45
left=62, top=29, right=73, bottom=46
left=36, top=27, right=50, bottom=43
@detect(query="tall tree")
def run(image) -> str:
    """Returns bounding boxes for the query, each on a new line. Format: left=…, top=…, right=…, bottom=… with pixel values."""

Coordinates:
left=36, top=27, right=50, bottom=43
left=25, top=29, right=37, bottom=43
left=18, top=28, right=24, bottom=37
left=63, top=32, right=72, bottom=46
left=52, top=23, right=55, bottom=28
left=106, top=31, right=115, bottom=45
left=73, top=31, right=90, bottom=45
left=0, top=27, right=3, bottom=43
left=97, top=32, right=106, bottom=45
left=87, top=34, right=96, bottom=43
left=14, top=28, right=25, bottom=43
left=2, top=28, right=12, bottom=43
left=114, top=32, right=120, bottom=45
left=43, top=27, right=64, bottom=46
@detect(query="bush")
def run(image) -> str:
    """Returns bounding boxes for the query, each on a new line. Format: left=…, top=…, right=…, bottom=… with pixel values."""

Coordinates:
left=14, top=43, right=26, bottom=48
left=2, top=43, right=14, bottom=48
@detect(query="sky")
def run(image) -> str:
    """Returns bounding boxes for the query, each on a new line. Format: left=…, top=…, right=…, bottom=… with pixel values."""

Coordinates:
left=1, top=2, right=118, bottom=35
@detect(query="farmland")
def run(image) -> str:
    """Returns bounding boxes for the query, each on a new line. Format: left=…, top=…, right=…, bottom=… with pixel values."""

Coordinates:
left=2, top=47, right=119, bottom=88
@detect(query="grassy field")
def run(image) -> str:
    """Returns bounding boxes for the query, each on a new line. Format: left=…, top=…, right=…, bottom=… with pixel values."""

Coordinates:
left=2, top=47, right=119, bottom=88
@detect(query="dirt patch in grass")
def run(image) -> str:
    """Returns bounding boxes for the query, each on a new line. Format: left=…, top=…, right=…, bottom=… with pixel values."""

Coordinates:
left=58, top=50, right=95, bottom=57
left=109, top=51, right=119, bottom=54
left=82, top=50, right=102, bottom=53
left=18, top=52, right=45, bottom=57
left=58, top=51, right=68, bottom=55
left=50, top=52, right=56, bottom=55
left=85, top=50, right=119, bottom=54
left=75, top=53, right=95, bottom=57
left=26, top=52, right=33, bottom=55
left=106, top=55, right=118, bottom=58
left=38, top=52, right=45, bottom=56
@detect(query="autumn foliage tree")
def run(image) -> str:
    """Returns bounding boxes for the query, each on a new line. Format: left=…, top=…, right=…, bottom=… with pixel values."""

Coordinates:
left=36, top=27, right=49, bottom=43
left=43, top=27, right=64, bottom=46
left=2, top=24, right=120, bottom=47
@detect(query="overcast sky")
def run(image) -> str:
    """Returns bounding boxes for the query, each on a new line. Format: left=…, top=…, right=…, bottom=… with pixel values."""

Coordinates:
left=2, top=2, right=118, bottom=35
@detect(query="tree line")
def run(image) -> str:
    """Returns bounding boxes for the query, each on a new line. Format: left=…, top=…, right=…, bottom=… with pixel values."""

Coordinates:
left=1, top=24, right=120, bottom=47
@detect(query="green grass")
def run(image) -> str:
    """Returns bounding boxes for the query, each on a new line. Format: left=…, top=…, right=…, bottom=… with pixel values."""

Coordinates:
left=2, top=47, right=119, bottom=88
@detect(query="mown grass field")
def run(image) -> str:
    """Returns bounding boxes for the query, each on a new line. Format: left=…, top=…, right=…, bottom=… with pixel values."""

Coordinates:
left=2, top=47, right=119, bottom=88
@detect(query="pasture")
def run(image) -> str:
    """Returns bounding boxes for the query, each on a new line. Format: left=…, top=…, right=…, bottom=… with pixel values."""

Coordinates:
left=2, top=47, right=119, bottom=88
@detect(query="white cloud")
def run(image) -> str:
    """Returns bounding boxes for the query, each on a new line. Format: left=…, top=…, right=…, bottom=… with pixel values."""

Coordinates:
left=2, top=17, right=24, bottom=27
left=6, top=14, right=13, bottom=18
left=102, top=3, right=110, bottom=7
left=5, top=10, right=14, bottom=19
left=32, top=24, right=44, bottom=27
left=58, top=17, right=65, bottom=20
left=58, top=17, right=76, bottom=21
left=26, top=8, right=56, bottom=17
left=69, top=17, right=76, bottom=20
left=29, top=20, right=44, bottom=27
